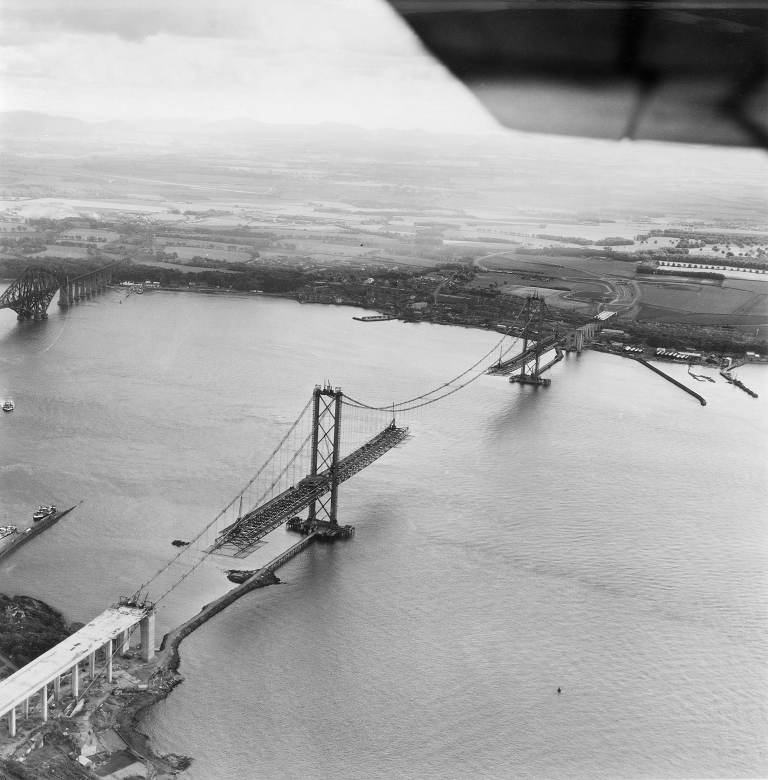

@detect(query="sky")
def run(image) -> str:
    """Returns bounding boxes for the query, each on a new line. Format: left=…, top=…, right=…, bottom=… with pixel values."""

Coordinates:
left=0, top=0, right=503, bottom=133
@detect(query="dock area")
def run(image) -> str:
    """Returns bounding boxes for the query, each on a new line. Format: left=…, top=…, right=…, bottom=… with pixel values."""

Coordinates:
left=720, top=371, right=759, bottom=398
left=0, top=506, right=76, bottom=565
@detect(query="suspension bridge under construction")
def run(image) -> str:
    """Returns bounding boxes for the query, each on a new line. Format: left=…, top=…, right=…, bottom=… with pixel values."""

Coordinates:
left=0, top=294, right=604, bottom=736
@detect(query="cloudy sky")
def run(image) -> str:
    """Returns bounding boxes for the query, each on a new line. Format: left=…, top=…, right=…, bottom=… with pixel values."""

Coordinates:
left=0, top=0, right=502, bottom=132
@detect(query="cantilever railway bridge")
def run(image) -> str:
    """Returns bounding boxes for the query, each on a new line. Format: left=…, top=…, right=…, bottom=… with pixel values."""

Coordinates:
left=0, top=263, right=120, bottom=320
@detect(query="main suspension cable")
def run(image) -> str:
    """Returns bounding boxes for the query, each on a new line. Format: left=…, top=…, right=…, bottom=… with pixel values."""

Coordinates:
left=343, top=308, right=526, bottom=412
left=130, top=395, right=313, bottom=599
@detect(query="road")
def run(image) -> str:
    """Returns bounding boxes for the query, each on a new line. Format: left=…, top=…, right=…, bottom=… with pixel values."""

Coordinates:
left=471, top=251, right=641, bottom=314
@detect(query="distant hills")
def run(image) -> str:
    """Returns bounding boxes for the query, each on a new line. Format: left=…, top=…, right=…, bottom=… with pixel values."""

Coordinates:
left=0, top=110, right=475, bottom=147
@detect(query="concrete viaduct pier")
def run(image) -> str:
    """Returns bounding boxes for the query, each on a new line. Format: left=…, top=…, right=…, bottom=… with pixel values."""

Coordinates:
left=0, top=605, right=154, bottom=737
left=58, top=264, right=117, bottom=307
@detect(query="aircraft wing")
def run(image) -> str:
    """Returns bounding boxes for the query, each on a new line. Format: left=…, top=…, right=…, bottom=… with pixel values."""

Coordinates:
left=386, top=1, right=767, bottom=147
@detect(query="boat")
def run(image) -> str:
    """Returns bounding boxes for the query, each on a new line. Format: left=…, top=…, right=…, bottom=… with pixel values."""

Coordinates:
left=352, top=315, right=398, bottom=322
left=32, top=505, right=57, bottom=522
left=0, top=526, right=17, bottom=540
left=226, top=569, right=256, bottom=584
left=0, top=505, right=77, bottom=565
left=2, top=400, right=13, bottom=412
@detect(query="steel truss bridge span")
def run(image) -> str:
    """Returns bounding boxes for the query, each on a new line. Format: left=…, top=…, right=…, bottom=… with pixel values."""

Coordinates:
left=0, top=267, right=62, bottom=320
left=0, top=262, right=121, bottom=320
left=215, top=421, right=408, bottom=556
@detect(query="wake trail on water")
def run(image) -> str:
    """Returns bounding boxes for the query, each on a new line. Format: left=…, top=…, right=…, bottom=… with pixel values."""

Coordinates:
left=0, top=306, right=71, bottom=362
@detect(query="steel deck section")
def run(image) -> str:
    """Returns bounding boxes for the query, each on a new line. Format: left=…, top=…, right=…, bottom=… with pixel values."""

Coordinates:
left=214, top=424, right=408, bottom=555
left=487, top=335, right=563, bottom=376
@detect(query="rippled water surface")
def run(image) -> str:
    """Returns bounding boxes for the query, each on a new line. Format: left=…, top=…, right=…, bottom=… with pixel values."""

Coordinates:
left=1, top=288, right=766, bottom=779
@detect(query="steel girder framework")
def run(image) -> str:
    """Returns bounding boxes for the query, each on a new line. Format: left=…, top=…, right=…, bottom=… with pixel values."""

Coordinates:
left=487, top=295, right=564, bottom=378
left=0, top=267, right=62, bottom=319
left=487, top=334, right=564, bottom=376
left=308, top=384, right=343, bottom=526
left=213, top=422, right=409, bottom=556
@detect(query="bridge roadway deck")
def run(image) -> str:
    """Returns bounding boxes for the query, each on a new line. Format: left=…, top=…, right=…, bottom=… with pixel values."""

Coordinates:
left=487, top=335, right=563, bottom=376
left=216, top=423, right=409, bottom=556
left=0, top=605, right=146, bottom=715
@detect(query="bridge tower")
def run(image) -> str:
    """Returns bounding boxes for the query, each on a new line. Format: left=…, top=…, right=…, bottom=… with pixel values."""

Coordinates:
left=509, top=294, right=563, bottom=387
left=307, top=382, right=344, bottom=528
left=0, top=267, right=61, bottom=320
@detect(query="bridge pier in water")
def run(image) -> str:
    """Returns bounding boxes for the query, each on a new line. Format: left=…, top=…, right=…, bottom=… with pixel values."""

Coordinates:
left=58, top=264, right=117, bottom=307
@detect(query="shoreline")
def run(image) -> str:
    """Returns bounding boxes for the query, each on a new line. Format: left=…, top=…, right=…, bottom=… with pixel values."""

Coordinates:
left=0, top=534, right=318, bottom=777
left=143, top=285, right=768, bottom=366
left=117, top=533, right=317, bottom=773
left=3, top=277, right=763, bottom=365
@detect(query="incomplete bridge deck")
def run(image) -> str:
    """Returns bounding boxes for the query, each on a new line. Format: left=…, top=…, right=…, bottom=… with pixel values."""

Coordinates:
left=487, top=335, right=563, bottom=376
left=214, top=423, right=409, bottom=557
left=0, top=605, right=147, bottom=717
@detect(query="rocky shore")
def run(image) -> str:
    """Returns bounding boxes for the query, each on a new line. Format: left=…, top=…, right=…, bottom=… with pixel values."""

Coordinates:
left=0, top=569, right=281, bottom=779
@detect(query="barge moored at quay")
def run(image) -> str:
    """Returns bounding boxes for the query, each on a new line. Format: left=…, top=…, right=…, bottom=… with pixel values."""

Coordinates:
left=0, top=505, right=77, bottom=564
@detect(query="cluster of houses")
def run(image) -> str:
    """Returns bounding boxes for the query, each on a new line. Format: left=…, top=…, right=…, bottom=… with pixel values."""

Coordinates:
left=655, top=348, right=702, bottom=361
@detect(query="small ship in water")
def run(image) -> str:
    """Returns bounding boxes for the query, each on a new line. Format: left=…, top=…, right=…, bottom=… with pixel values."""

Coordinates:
left=33, top=505, right=57, bottom=522
left=352, top=314, right=398, bottom=322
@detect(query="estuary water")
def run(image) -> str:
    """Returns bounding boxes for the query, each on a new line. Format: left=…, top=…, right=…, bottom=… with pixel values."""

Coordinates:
left=0, top=287, right=766, bottom=779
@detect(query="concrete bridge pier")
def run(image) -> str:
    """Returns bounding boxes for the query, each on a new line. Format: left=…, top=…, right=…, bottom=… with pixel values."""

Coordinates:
left=140, top=611, right=155, bottom=661
left=119, top=629, right=130, bottom=655
left=105, top=639, right=113, bottom=683
left=566, top=329, right=585, bottom=353
left=40, top=685, right=48, bottom=722
left=55, top=264, right=119, bottom=307
left=1, top=605, right=153, bottom=736
left=71, top=663, right=79, bottom=698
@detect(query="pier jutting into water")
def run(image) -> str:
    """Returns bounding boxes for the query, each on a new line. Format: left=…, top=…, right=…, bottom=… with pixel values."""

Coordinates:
left=56, top=264, right=119, bottom=307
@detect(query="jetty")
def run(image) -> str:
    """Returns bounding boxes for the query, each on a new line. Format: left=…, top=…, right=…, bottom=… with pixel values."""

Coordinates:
left=635, top=359, right=706, bottom=406
left=720, top=371, right=758, bottom=398
left=0, top=506, right=77, bottom=565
